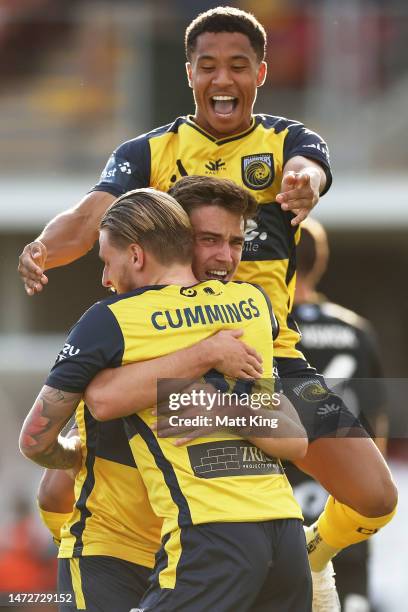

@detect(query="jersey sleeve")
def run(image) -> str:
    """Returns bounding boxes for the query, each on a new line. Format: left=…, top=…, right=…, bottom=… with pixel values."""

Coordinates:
left=90, top=134, right=151, bottom=197
left=283, top=122, right=332, bottom=195
left=45, top=302, right=125, bottom=393
left=251, top=283, right=280, bottom=341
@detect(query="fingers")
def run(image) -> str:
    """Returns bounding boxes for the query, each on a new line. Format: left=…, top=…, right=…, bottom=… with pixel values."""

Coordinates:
left=242, top=344, right=263, bottom=366
left=279, top=171, right=298, bottom=189
left=290, top=209, right=309, bottom=227
left=228, top=328, right=244, bottom=338
left=278, top=192, right=316, bottom=209
left=277, top=172, right=318, bottom=216
left=23, top=274, right=49, bottom=296
left=18, top=241, right=48, bottom=296
left=174, top=431, right=211, bottom=446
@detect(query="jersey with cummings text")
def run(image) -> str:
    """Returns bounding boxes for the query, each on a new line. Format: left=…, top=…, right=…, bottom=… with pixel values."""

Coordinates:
left=91, top=114, right=332, bottom=360
left=46, top=280, right=302, bottom=539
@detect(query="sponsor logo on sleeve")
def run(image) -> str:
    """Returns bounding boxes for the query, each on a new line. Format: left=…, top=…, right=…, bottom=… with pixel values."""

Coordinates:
left=301, top=142, right=330, bottom=161
left=56, top=343, right=80, bottom=363
left=100, top=155, right=133, bottom=183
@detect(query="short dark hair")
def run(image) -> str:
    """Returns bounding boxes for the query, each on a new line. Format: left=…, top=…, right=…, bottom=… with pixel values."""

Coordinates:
left=169, top=175, right=258, bottom=223
left=297, top=218, right=329, bottom=285
left=185, top=6, right=266, bottom=63
left=100, top=188, right=193, bottom=265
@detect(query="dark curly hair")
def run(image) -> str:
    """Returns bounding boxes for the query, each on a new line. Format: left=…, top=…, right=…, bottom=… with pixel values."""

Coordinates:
left=185, top=6, right=266, bottom=63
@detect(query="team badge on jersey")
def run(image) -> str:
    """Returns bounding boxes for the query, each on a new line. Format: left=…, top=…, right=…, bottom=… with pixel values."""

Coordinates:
left=180, top=287, right=197, bottom=297
left=293, top=379, right=331, bottom=403
left=241, top=153, right=274, bottom=190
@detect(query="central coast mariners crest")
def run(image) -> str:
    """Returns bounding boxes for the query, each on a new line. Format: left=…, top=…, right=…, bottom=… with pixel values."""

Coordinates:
left=241, top=153, right=274, bottom=190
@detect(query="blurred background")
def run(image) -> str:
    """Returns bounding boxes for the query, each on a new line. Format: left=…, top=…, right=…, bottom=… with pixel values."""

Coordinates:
left=0, top=0, right=407, bottom=610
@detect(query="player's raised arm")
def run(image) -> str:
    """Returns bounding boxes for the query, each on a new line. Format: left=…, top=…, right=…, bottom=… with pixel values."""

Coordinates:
left=86, top=329, right=264, bottom=421
left=18, top=190, right=115, bottom=296
left=276, top=156, right=327, bottom=226
left=245, top=394, right=308, bottom=461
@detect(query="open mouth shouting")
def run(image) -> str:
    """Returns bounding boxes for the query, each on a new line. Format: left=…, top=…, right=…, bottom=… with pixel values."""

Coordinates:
left=210, top=95, right=239, bottom=117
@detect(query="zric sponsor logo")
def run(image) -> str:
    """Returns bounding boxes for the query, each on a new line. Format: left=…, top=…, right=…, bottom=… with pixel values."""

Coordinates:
left=241, top=445, right=271, bottom=463
left=188, top=441, right=282, bottom=479
left=56, top=343, right=80, bottom=362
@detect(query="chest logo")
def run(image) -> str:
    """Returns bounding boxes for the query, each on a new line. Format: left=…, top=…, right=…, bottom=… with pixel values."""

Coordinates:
left=241, top=153, right=274, bottom=190
left=205, top=158, right=226, bottom=173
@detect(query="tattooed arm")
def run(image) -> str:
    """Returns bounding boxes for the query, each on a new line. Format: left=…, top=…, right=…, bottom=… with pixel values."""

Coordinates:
left=19, top=385, right=82, bottom=470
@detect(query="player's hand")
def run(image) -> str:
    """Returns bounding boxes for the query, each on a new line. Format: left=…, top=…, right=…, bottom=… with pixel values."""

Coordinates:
left=18, top=240, right=48, bottom=296
left=276, top=171, right=320, bottom=226
left=64, top=436, right=83, bottom=480
left=204, top=329, right=263, bottom=379
left=154, top=382, right=222, bottom=444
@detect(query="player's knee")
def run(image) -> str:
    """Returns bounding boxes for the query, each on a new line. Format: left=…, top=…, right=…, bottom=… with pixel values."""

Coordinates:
left=377, top=477, right=398, bottom=516
left=359, top=475, right=398, bottom=517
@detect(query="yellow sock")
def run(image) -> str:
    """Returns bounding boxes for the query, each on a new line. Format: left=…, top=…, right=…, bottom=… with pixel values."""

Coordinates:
left=305, top=495, right=397, bottom=572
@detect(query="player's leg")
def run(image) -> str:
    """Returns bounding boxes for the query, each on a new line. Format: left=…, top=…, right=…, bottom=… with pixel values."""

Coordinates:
left=250, top=518, right=312, bottom=612
left=137, top=522, right=275, bottom=612
left=333, top=542, right=370, bottom=610
left=58, top=556, right=151, bottom=612
left=295, top=418, right=396, bottom=517
left=276, top=357, right=397, bottom=571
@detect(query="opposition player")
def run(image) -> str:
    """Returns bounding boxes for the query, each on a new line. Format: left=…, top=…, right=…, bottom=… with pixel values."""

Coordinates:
left=20, top=188, right=311, bottom=612
left=17, top=6, right=397, bottom=605
left=286, top=219, right=388, bottom=611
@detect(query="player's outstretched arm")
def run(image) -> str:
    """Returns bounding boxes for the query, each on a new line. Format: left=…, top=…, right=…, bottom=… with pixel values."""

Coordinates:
left=159, top=391, right=308, bottom=461
left=19, top=385, right=82, bottom=471
left=246, top=395, right=308, bottom=461
left=86, top=329, right=263, bottom=421
left=276, top=155, right=327, bottom=226
left=18, top=191, right=115, bottom=296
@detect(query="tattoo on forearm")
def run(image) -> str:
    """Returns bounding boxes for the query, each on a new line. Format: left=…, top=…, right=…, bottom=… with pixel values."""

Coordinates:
left=20, top=385, right=82, bottom=469
left=34, top=435, right=79, bottom=470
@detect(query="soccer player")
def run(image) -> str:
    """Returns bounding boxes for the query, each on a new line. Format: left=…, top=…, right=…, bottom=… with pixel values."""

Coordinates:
left=20, top=188, right=311, bottom=612
left=286, top=219, right=388, bottom=611
left=17, top=6, right=397, bottom=607
left=34, top=177, right=276, bottom=612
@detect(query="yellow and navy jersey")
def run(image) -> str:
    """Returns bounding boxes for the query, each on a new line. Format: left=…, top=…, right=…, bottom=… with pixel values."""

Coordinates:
left=37, top=506, right=72, bottom=545
left=91, top=114, right=332, bottom=359
left=46, top=280, right=302, bottom=541
left=45, top=394, right=161, bottom=565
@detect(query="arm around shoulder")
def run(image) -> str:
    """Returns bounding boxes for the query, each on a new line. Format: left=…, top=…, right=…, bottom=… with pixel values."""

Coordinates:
left=39, top=190, right=116, bottom=269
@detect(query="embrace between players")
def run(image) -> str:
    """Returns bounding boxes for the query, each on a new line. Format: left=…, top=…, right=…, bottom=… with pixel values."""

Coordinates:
left=18, top=7, right=397, bottom=612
